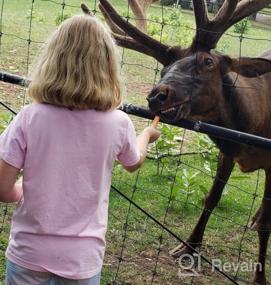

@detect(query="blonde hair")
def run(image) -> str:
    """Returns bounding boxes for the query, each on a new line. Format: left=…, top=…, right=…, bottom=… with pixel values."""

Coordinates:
left=28, top=15, right=122, bottom=111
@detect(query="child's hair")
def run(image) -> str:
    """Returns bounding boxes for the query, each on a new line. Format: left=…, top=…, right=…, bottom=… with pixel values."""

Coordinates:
left=28, top=15, right=122, bottom=111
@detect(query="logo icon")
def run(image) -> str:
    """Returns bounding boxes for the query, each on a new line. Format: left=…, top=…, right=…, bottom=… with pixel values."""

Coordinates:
left=178, top=253, right=201, bottom=277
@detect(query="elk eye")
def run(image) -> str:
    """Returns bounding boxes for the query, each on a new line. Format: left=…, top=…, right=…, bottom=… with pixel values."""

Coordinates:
left=204, top=58, right=214, bottom=66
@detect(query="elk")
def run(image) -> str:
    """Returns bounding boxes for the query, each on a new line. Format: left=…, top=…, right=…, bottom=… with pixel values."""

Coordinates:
left=95, top=0, right=271, bottom=284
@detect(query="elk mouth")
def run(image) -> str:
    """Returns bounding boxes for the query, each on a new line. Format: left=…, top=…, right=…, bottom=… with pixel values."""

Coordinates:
left=159, top=102, right=191, bottom=123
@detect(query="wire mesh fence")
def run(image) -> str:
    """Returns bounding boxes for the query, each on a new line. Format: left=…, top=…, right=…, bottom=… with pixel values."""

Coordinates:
left=0, top=0, right=271, bottom=284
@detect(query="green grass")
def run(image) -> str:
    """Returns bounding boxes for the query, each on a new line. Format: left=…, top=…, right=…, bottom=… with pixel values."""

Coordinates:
left=0, top=0, right=271, bottom=284
left=262, top=5, right=271, bottom=15
left=106, top=147, right=267, bottom=284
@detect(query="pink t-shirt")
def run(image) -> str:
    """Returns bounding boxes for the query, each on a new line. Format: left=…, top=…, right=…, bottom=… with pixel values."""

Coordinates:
left=0, top=103, right=140, bottom=279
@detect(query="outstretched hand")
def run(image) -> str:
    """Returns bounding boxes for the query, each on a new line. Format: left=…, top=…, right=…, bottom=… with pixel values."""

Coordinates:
left=144, top=126, right=160, bottom=144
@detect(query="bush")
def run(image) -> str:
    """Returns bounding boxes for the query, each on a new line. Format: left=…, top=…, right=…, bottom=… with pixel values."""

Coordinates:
left=233, top=19, right=251, bottom=34
left=147, top=9, right=194, bottom=47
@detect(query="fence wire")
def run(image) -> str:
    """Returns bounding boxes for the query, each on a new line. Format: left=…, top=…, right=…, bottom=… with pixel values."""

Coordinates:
left=0, top=0, right=271, bottom=284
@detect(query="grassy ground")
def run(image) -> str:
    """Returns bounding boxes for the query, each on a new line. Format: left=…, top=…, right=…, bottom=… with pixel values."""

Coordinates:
left=105, top=133, right=268, bottom=285
left=0, top=0, right=271, bottom=284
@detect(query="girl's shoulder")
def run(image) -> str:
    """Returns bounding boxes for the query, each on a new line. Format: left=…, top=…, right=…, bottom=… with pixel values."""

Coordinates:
left=21, top=103, right=82, bottom=119
left=109, top=109, right=130, bottom=120
left=106, top=109, right=133, bottom=126
left=18, top=103, right=71, bottom=128
left=20, top=103, right=56, bottom=116
left=21, top=104, right=132, bottom=127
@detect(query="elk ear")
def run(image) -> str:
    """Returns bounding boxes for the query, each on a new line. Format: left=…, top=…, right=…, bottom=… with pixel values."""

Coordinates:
left=229, top=57, right=271, bottom=78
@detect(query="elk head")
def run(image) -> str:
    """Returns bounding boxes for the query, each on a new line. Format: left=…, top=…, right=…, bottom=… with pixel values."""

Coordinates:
left=98, top=0, right=271, bottom=123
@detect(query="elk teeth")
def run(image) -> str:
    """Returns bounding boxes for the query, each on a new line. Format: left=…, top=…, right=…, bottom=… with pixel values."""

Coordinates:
left=161, top=107, right=176, bottom=114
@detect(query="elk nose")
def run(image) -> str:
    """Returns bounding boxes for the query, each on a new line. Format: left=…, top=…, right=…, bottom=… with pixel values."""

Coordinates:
left=156, top=92, right=168, bottom=102
left=147, top=92, right=168, bottom=103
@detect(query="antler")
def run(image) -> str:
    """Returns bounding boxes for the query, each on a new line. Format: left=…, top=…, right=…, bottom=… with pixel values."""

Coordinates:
left=98, top=0, right=170, bottom=65
left=99, top=3, right=126, bottom=35
left=94, top=0, right=271, bottom=65
left=191, top=0, right=271, bottom=51
left=229, top=0, right=271, bottom=28
left=81, top=3, right=94, bottom=16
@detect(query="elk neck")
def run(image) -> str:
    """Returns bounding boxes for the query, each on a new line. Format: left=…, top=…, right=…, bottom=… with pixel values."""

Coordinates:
left=208, top=72, right=271, bottom=158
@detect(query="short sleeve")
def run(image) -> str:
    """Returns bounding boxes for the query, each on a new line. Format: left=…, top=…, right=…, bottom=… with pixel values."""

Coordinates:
left=117, top=117, right=140, bottom=167
left=0, top=110, right=26, bottom=169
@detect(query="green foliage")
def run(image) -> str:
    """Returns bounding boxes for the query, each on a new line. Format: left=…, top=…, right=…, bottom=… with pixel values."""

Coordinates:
left=55, top=13, right=71, bottom=26
left=147, top=15, right=163, bottom=39
left=0, top=236, right=8, bottom=279
left=233, top=19, right=251, bottom=34
left=147, top=9, right=193, bottom=46
left=261, top=6, right=271, bottom=15
left=154, top=124, right=180, bottom=175
left=154, top=127, right=218, bottom=204
left=217, top=39, right=230, bottom=53
left=171, top=168, right=200, bottom=202
left=154, top=127, right=219, bottom=203
left=0, top=113, right=13, bottom=134
left=195, top=134, right=218, bottom=176
left=156, top=124, right=180, bottom=153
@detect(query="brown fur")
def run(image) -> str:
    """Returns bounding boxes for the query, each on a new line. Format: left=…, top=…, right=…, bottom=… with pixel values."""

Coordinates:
left=147, top=49, right=271, bottom=285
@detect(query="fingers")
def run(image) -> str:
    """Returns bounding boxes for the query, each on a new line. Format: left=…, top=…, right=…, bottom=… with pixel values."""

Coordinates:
left=151, top=116, right=160, bottom=128
left=148, top=126, right=160, bottom=143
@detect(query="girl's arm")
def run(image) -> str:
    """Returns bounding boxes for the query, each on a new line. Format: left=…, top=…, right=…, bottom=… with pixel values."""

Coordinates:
left=0, top=159, right=22, bottom=203
left=124, top=126, right=160, bottom=172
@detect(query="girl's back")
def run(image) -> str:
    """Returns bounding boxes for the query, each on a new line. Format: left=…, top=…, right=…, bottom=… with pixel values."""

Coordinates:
left=0, top=13, right=159, bottom=285
left=3, top=103, right=139, bottom=279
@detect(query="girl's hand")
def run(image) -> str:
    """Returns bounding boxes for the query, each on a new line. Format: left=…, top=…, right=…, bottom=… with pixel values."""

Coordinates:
left=123, top=117, right=160, bottom=173
left=144, top=126, right=160, bottom=143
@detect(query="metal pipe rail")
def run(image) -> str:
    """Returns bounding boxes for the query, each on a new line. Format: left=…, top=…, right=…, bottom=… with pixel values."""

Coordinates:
left=2, top=71, right=271, bottom=151
left=120, top=104, right=271, bottom=151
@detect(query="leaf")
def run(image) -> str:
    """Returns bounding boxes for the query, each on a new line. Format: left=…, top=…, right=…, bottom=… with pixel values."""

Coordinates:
left=171, top=186, right=179, bottom=200
left=199, top=185, right=209, bottom=195
left=203, top=161, right=211, bottom=173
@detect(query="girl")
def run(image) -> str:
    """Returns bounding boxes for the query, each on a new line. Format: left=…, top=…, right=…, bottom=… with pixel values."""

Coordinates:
left=0, top=15, right=160, bottom=285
